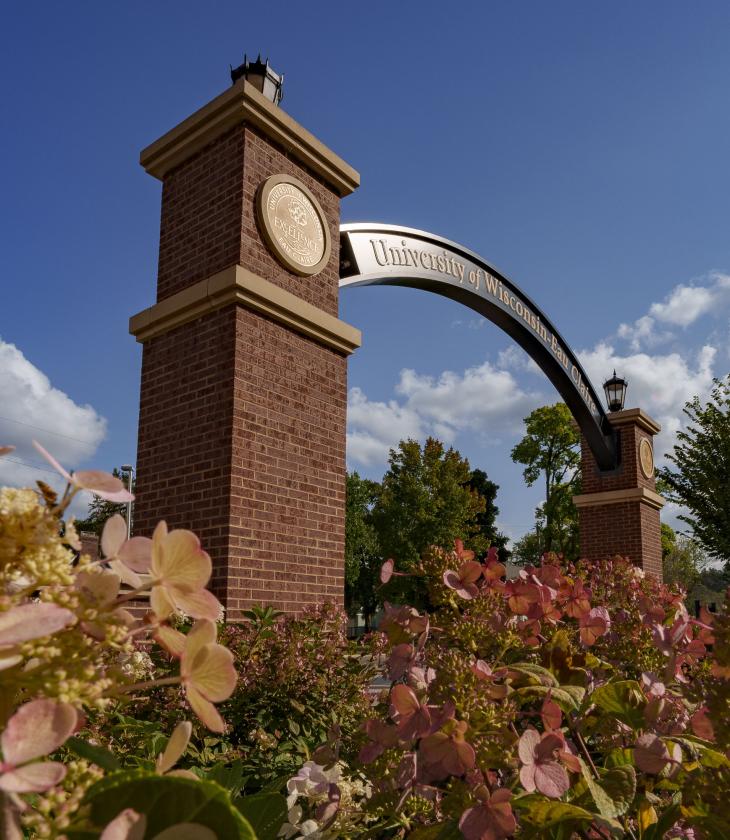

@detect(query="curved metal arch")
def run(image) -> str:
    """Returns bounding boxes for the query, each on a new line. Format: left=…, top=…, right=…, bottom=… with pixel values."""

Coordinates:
left=339, top=223, right=616, bottom=470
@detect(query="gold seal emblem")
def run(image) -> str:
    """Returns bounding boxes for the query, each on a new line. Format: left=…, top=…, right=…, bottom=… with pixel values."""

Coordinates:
left=639, top=438, right=654, bottom=479
left=256, top=175, right=331, bottom=276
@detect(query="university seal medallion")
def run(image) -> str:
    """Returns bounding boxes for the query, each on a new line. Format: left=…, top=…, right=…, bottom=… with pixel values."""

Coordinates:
left=256, top=175, right=331, bottom=276
left=639, top=437, right=655, bottom=479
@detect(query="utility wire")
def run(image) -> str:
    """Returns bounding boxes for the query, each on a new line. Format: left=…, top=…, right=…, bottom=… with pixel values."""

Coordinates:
left=1, top=455, right=63, bottom=477
left=0, top=414, right=99, bottom=445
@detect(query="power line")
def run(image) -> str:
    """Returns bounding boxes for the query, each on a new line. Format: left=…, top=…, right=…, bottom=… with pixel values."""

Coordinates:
left=1, top=455, right=63, bottom=477
left=0, top=414, right=100, bottom=446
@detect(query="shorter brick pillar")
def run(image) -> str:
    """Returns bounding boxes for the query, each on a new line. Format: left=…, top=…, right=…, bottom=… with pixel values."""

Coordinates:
left=573, top=408, right=664, bottom=579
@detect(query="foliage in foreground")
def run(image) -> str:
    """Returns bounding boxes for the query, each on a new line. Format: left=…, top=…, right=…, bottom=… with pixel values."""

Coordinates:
left=282, top=547, right=730, bottom=838
left=0, top=442, right=250, bottom=838
left=4, top=435, right=730, bottom=839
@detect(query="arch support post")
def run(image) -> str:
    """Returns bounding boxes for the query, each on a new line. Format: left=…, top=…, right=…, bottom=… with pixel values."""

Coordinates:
left=573, top=408, right=664, bottom=579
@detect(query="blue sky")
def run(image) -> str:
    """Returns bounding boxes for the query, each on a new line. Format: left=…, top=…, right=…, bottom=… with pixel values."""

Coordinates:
left=1, top=2, right=729, bottom=540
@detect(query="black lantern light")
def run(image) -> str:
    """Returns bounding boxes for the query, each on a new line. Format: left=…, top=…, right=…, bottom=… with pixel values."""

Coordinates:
left=603, top=370, right=628, bottom=413
left=230, top=54, right=283, bottom=105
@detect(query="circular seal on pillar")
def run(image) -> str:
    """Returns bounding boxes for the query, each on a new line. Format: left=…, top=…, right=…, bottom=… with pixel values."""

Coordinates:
left=256, top=175, right=331, bottom=276
left=639, top=437, right=655, bottom=478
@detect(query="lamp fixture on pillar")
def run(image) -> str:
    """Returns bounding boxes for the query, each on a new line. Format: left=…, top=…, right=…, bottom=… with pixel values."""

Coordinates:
left=603, top=371, right=628, bottom=413
left=230, top=54, right=283, bottom=105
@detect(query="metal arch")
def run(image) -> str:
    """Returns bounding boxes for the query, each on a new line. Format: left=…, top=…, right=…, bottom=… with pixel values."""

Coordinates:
left=338, top=223, right=617, bottom=470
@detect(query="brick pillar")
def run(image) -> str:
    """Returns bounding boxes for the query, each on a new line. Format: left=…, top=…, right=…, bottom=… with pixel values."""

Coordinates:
left=573, top=408, right=664, bottom=579
left=129, top=78, right=361, bottom=617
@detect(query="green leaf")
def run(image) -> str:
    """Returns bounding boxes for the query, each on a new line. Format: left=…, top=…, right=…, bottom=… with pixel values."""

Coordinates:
left=516, top=797, right=598, bottom=827
left=667, top=736, right=730, bottom=768
left=590, top=680, right=645, bottom=729
left=407, top=821, right=462, bottom=839
left=513, top=684, right=583, bottom=713
left=642, top=803, right=681, bottom=840
left=68, top=769, right=256, bottom=839
left=204, top=759, right=244, bottom=796
left=507, top=662, right=559, bottom=686
left=583, top=763, right=636, bottom=818
left=65, top=737, right=121, bottom=772
left=236, top=792, right=287, bottom=840
left=515, top=795, right=625, bottom=837
left=604, top=748, right=634, bottom=768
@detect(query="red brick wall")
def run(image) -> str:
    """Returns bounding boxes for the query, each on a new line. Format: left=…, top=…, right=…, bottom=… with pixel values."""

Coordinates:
left=226, top=307, right=346, bottom=614
left=578, top=500, right=662, bottom=579
left=581, top=422, right=656, bottom=495
left=134, top=307, right=237, bottom=602
left=135, top=110, right=348, bottom=618
left=578, top=419, right=662, bottom=579
left=157, top=128, right=245, bottom=302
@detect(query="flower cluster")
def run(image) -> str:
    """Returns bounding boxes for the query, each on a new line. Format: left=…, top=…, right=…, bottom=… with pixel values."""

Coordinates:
left=343, top=544, right=730, bottom=837
left=0, top=443, right=237, bottom=836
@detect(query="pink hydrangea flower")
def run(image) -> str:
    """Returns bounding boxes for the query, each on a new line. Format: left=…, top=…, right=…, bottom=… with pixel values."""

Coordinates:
left=579, top=606, right=610, bottom=646
left=459, top=787, right=516, bottom=840
left=518, top=728, right=570, bottom=798
left=149, top=522, right=221, bottom=621
left=633, top=734, right=673, bottom=774
left=390, top=684, right=432, bottom=740
left=380, top=558, right=395, bottom=584
left=101, top=514, right=152, bottom=588
left=33, top=441, right=133, bottom=503
left=180, top=620, right=237, bottom=732
left=0, top=699, right=77, bottom=793
left=0, top=603, right=74, bottom=670
left=443, top=560, right=482, bottom=600
left=419, top=719, right=475, bottom=778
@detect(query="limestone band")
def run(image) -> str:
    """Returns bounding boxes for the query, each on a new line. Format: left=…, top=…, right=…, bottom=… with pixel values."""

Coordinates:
left=340, top=223, right=616, bottom=470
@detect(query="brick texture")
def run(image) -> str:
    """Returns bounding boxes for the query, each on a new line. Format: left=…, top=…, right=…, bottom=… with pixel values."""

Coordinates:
left=134, top=107, right=349, bottom=618
left=578, top=419, right=662, bottom=580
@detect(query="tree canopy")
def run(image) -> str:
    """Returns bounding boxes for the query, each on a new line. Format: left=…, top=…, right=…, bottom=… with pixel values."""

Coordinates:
left=467, top=469, right=509, bottom=563
left=510, top=403, right=580, bottom=557
left=371, top=438, right=487, bottom=572
left=659, top=376, right=730, bottom=565
left=344, top=472, right=381, bottom=627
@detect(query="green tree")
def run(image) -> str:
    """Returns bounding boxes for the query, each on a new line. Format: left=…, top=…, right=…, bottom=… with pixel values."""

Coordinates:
left=511, top=529, right=545, bottom=567
left=344, top=472, right=381, bottom=629
left=663, top=532, right=706, bottom=593
left=510, top=403, right=580, bottom=556
left=74, top=468, right=133, bottom=536
left=659, top=376, right=730, bottom=565
left=467, top=469, right=510, bottom=562
left=371, top=439, right=486, bottom=605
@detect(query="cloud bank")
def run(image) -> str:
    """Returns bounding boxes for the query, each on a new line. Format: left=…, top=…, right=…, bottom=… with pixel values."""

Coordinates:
left=617, top=272, right=730, bottom=351
left=0, top=339, right=107, bottom=509
left=347, top=360, right=542, bottom=467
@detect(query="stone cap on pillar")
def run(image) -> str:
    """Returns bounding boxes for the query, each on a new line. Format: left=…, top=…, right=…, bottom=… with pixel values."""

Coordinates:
left=606, top=407, right=661, bottom=436
left=139, top=78, right=360, bottom=196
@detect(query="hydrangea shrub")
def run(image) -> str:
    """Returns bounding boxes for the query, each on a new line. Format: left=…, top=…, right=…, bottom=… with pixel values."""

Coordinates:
left=283, top=543, right=730, bottom=838
left=0, top=443, right=247, bottom=838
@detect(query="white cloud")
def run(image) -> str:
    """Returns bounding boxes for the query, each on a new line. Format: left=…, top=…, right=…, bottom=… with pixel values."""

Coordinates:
left=497, top=345, right=542, bottom=375
left=617, top=272, right=730, bottom=350
left=616, top=315, right=673, bottom=352
left=0, top=339, right=107, bottom=514
left=578, top=341, right=717, bottom=459
left=346, top=387, right=424, bottom=467
left=346, top=360, right=542, bottom=469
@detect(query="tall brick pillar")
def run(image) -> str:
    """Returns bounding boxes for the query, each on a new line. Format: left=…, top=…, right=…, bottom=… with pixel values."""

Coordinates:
left=129, top=76, right=361, bottom=618
left=573, top=409, right=665, bottom=579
